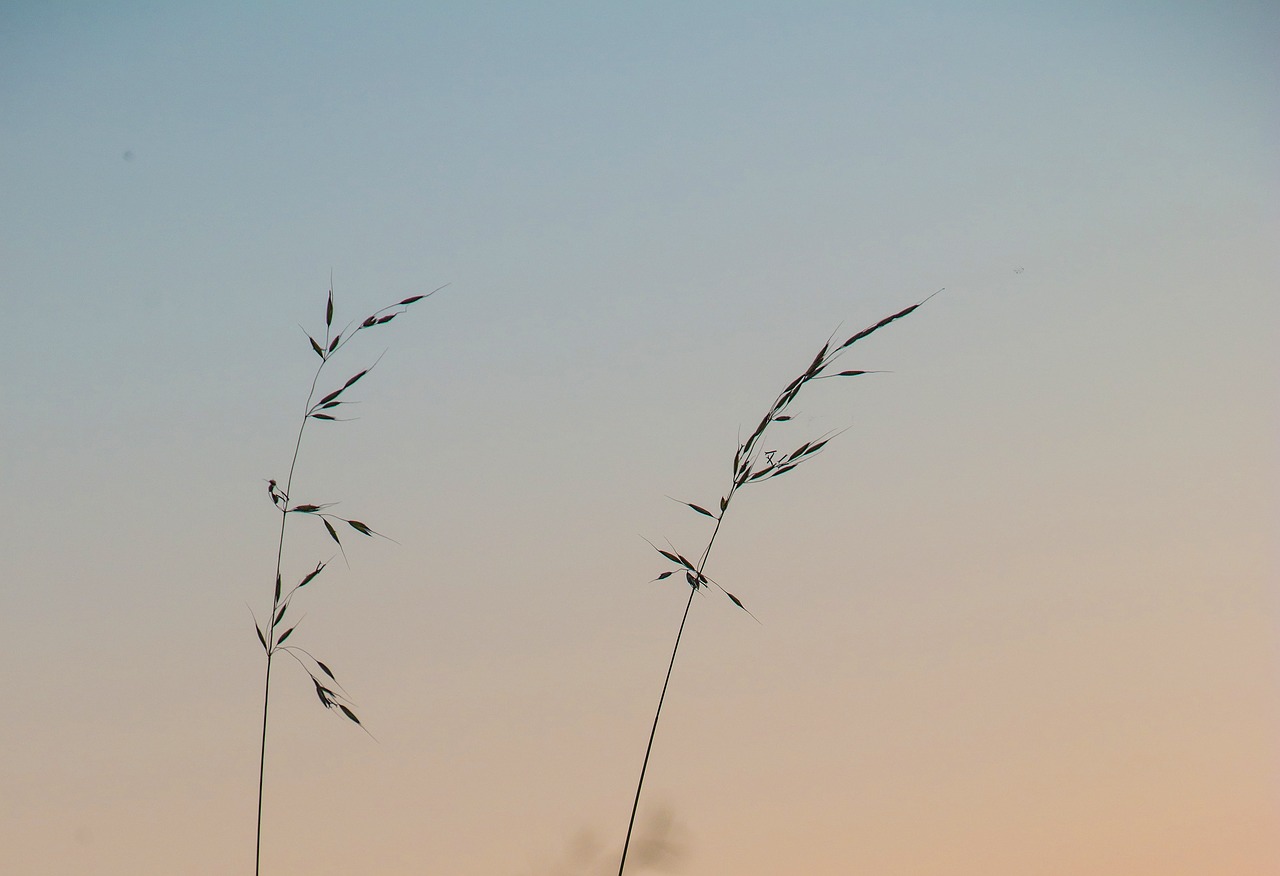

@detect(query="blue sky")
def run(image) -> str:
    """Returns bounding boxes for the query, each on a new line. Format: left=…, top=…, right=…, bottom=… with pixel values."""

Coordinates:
left=2, top=3, right=1276, bottom=874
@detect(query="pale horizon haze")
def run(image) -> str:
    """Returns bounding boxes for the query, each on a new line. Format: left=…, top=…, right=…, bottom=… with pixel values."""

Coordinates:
left=1, top=3, right=1276, bottom=875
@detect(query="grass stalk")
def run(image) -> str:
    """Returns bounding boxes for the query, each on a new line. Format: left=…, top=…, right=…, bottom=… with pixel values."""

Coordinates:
left=618, top=291, right=938, bottom=876
left=252, top=282, right=441, bottom=875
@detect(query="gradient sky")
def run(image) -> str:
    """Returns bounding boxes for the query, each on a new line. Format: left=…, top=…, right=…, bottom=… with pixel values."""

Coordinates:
left=2, top=3, right=1277, bottom=875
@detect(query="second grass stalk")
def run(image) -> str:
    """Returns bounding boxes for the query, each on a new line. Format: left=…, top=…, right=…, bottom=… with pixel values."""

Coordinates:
left=618, top=292, right=938, bottom=875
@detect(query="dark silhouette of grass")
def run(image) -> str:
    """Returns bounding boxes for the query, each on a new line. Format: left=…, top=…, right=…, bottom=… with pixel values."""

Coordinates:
left=617, top=291, right=939, bottom=875
left=251, top=282, right=441, bottom=875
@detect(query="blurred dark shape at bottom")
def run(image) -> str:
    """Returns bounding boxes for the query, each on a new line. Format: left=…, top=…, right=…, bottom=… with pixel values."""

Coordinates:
left=524, top=805, right=688, bottom=876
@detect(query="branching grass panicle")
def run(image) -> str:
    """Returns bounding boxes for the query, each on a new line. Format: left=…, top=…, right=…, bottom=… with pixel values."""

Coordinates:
left=252, top=282, right=442, bottom=875
left=617, top=291, right=939, bottom=876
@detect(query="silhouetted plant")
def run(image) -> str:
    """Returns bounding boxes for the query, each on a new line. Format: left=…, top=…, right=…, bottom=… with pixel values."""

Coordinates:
left=617, top=291, right=939, bottom=875
left=251, top=282, right=441, bottom=875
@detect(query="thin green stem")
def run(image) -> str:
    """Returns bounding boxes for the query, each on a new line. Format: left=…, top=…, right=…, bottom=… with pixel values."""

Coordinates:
left=619, top=507, right=730, bottom=876
left=254, top=647, right=272, bottom=876
left=618, top=585, right=694, bottom=876
left=255, top=351, right=328, bottom=876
